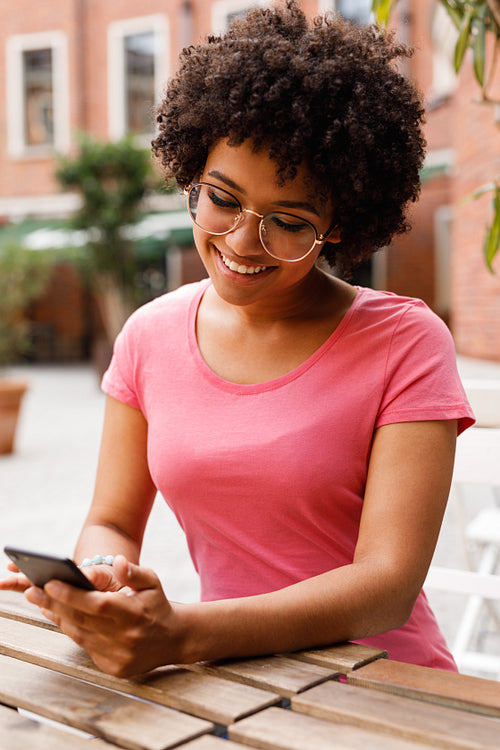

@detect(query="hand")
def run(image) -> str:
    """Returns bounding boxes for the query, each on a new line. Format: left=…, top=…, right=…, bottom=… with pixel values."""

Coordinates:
left=24, top=555, right=183, bottom=677
left=0, top=560, right=117, bottom=595
left=0, top=561, right=33, bottom=593
left=77, top=561, right=124, bottom=593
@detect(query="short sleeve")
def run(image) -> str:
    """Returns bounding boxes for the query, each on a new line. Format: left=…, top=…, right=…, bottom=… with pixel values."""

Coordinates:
left=101, top=316, right=142, bottom=410
left=375, top=300, right=475, bottom=435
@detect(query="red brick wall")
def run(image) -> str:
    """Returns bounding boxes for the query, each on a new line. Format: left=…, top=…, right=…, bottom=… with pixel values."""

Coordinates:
left=31, top=261, right=88, bottom=361
left=449, top=40, right=500, bottom=360
left=7, top=0, right=500, bottom=361
left=0, top=0, right=77, bottom=199
left=383, top=0, right=454, bottom=311
left=0, top=0, right=324, bottom=204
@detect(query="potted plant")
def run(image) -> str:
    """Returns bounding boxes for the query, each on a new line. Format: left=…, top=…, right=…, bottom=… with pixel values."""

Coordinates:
left=0, top=242, right=51, bottom=453
left=55, top=135, right=163, bottom=372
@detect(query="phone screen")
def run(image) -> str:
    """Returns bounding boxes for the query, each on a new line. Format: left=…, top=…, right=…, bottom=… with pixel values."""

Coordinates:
left=4, top=546, right=96, bottom=590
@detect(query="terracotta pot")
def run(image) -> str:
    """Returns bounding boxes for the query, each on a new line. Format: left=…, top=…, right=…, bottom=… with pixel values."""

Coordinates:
left=0, top=380, right=28, bottom=454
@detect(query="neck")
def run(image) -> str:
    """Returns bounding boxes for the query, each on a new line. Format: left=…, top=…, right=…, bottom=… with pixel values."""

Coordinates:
left=214, top=267, right=340, bottom=328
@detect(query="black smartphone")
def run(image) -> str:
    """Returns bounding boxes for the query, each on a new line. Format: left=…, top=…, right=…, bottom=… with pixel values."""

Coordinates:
left=4, top=546, right=96, bottom=591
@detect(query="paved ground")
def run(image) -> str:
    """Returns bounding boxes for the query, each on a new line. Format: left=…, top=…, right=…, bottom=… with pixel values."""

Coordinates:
left=1, top=356, right=499, bottom=677
left=0, top=364, right=201, bottom=603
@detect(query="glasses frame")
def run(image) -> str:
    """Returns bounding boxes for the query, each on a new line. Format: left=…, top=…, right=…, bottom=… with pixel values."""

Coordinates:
left=185, top=181, right=331, bottom=263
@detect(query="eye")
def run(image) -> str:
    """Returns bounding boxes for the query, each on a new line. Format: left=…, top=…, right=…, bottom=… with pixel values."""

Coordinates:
left=207, top=186, right=240, bottom=210
left=269, top=214, right=311, bottom=234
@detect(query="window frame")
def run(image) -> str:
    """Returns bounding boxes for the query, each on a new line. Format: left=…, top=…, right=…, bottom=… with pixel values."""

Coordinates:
left=6, top=30, right=69, bottom=159
left=107, top=14, right=169, bottom=142
left=211, top=0, right=268, bottom=34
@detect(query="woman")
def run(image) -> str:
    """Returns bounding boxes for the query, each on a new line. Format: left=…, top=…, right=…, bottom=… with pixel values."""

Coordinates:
left=2, top=0, right=474, bottom=676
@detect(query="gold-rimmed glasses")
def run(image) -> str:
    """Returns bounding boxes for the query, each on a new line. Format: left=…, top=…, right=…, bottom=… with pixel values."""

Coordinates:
left=185, top=182, right=331, bottom=262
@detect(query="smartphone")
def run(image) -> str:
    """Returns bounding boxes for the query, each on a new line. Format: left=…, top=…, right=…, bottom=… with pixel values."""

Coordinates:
left=4, top=546, right=96, bottom=591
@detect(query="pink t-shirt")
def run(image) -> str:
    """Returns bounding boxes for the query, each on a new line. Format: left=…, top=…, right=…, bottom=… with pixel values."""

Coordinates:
left=102, top=279, right=474, bottom=670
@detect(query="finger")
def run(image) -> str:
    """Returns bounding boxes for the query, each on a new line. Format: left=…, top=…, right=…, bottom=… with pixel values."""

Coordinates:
left=81, top=564, right=121, bottom=592
left=0, top=573, right=32, bottom=593
left=25, top=585, right=50, bottom=607
left=42, top=579, right=138, bottom=630
left=113, top=555, right=161, bottom=593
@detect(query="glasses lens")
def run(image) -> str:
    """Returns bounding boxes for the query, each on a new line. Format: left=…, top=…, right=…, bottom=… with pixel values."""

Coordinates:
left=260, top=213, right=317, bottom=261
left=188, top=183, right=240, bottom=234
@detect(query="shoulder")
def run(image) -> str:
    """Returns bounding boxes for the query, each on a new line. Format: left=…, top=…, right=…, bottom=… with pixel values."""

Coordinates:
left=354, top=287, right=451, bottom=341
left=356, top=286, right=436, bottom=317
left=121, top=279, right=210, bottom=335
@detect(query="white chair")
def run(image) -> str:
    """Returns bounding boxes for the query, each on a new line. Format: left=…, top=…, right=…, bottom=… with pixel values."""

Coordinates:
left=424, top=427, right=500, bottom=678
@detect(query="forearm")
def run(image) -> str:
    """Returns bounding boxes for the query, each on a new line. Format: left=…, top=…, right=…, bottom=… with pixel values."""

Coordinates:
left=74, top=396, right=157, bottom=566
left=175, top=560, right=414, bottom=664
left=74, top=521, right=142, bottom=565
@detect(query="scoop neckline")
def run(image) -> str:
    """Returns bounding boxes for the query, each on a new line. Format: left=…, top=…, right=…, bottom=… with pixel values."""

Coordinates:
left=187, top=279, right=366, bottom=394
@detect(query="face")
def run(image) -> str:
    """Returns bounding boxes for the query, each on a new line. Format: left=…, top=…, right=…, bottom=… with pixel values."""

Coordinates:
left=192, top=138, right=339, bottom=312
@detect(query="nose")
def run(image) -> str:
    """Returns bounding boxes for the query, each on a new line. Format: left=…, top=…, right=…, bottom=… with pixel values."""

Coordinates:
left=224, top=210, right=266, bottom=258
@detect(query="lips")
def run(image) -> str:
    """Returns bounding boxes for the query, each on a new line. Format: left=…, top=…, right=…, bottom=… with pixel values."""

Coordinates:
left=218, top=250, right=269, bottom=275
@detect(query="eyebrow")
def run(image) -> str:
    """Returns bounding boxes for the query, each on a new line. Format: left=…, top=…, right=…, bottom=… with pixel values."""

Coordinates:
left=207, top=169, right=321, bottom=217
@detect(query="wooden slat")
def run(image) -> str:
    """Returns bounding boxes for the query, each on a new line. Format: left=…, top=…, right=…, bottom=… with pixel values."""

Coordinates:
left=347, top=659, right=500, bottom=718
left=228, top=706, right=437, bottom=750
left=193, top=654, right=338, bottom=697
left=292, top=679, right=500, bottom=750
left=0, top=703, right=115, bottom=750
left=0, top=617, right=279, bottom=726
left=0, top=590, right=59, bottom=630
left=288, top=642, right=387, bottom=672
left=181, top=737, right=245, bottom=749
left=0, top=654, right=212, bottom=750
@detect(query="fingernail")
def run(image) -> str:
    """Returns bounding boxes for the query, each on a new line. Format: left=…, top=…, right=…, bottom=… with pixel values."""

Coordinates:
left=45, top=581, right=61, bottom=596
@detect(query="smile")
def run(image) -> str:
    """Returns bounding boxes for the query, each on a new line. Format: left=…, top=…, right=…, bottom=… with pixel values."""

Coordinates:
left=219, top=250, right=269, bottom=275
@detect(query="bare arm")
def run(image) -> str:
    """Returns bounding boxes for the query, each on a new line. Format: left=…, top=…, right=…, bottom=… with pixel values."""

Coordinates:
left=25, top=417, right=456, bottom=675
left=74, top=395, right=158, bottom=565
left=1, top=396, right=156, bottom=595
left=177, top=418, right=457, bottom=661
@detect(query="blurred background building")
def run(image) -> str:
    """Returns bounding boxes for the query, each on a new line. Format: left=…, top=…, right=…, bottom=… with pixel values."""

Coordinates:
left=0, top=0, right=499, bottom=365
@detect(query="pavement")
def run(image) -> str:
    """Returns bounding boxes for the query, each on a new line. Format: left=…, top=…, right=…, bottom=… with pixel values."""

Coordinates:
left=1, top=355, right=500, bottom=676
left=0, top=363, right=201, bottom=603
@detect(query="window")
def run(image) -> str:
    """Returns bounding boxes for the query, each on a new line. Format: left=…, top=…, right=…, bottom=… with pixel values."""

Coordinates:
left=336, top=0, right=372, bottom=24
left=23, top=48, right=53, bottom=147
left=211, top=1, right=268, bottom=34
left=430, top=2, right=457, bottom=100
left=124, top=31, right=156, bottom=135
left=318, top=1, right=372, bottom=24
left=434, top=205, right=452, bottom=318
left=6, top=31, right=69, bottom=157
left=108, top=15, right=168, bottom=141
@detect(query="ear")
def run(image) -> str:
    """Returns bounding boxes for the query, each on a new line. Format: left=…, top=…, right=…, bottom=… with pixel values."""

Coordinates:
left=324, top=226, right=342, bottom=244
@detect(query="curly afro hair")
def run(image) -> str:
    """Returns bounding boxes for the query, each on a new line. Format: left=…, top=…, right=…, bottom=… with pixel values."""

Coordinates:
left=152, top=0, right=426, bottom=272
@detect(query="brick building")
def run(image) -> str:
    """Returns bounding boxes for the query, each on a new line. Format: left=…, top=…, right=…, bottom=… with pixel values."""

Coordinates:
left=1, top=0, right=499, bottom=360
left=388, top=0, right=500, bottom=361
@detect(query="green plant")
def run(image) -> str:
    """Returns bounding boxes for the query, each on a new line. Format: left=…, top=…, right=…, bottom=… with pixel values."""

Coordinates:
left=0, top=243, right=51, bottom=369
left=372, top=0, right=500, bottom=270
left=55, top=134, right=163, bottom=339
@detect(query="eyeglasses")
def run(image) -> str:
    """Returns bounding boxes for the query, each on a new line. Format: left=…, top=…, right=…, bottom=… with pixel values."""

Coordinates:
left=185, top=182, right=331, bottom=262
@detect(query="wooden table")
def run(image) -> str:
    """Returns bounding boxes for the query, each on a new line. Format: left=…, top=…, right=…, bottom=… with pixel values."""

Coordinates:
left=1, top=591, right=500, bottom=749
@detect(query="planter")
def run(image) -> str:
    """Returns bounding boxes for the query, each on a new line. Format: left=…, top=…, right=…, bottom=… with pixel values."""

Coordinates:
left=0, top=381, right=28, bottom=454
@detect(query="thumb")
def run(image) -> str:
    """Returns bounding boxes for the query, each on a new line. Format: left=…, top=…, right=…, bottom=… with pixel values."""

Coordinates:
left=113, top=554, right=159, bottom=592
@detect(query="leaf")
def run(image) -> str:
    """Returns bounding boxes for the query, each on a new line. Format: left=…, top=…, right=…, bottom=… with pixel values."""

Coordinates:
left=371, top=0, right=395, bottom=26
left=472, top=14, right=486, bottom=87
left=483, top=185, right=500, bottom=272
left=460, top=180, right=497, bottom=204
left=438, top=0, right=466, bottom=31
left=454, top=7, right=474, bottom=72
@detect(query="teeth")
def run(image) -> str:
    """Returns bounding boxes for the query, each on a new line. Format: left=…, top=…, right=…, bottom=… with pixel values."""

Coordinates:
left=220, top=252, right=267, bottom=275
